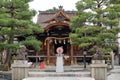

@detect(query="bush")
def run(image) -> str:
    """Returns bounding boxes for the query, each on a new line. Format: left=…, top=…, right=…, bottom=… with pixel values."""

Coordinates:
left=0, top=64, right=4, bottom=70
left=0, top=55, right=1, bottom=63
left=103, top=55, right=112, bottom=60
left=3, top=64, right=9, bottom=71
left=103, top=54, right=112, bottom=64
left=11, top=55, right=16, bottom=64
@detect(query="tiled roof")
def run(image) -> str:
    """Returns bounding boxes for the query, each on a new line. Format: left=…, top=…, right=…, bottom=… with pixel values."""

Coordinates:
left=37, top=10, right=76, bottom=28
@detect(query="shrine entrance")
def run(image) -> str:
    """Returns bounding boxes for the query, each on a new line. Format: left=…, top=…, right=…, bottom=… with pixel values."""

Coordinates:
left=26, top=7, right=76, bottom=66
left=43, top=21, right=72, bottom=65
left=54, top=39, right=67, bottom=54
left=25, top=6, right=93, bottom=66
left=45, top=37, right=72, bottom=66
left=54, top=38, right=71, bottom=65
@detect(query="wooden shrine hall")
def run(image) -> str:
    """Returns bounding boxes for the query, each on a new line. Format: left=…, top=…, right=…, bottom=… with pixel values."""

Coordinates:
left=27, top=6, right=92, bottom=65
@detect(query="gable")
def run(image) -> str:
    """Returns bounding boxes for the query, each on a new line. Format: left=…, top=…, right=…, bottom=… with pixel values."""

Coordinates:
left=43, top=10, right=70, bottom=23
left=37, top=7, right=76, bottom=28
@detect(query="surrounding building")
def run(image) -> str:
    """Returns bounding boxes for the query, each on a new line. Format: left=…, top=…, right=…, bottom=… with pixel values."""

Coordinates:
left=26, top=6, right=92, bottom=65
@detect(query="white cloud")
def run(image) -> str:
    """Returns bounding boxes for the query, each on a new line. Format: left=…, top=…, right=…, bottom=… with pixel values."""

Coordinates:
left=29, top=0, right=79, bottom=22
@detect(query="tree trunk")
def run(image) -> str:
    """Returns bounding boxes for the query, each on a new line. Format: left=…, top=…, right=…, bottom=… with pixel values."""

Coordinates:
left=1, top=50, right=7, bottom=64
left=5, top=35, right=14, bottom=67
left=4, top=49, right=12, bottom=67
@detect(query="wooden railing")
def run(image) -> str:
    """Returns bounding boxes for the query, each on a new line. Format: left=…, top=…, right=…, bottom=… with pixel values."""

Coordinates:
left=37, top=50, right=47, bottom=56
left=27, top=50, right=93, bottom=58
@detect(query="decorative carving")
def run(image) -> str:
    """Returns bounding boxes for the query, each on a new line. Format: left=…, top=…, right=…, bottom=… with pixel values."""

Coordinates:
left=16, top=45, right=27, bottom=60
left=93, top=46, right=103, bottom=60
left=55, top=15, right=65, bottom=22
left=59, top=6, right=63, bottom=10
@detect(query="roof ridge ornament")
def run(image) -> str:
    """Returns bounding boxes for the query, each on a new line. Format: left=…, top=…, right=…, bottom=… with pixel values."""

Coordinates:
left=59, top=6, right=63, bottom=10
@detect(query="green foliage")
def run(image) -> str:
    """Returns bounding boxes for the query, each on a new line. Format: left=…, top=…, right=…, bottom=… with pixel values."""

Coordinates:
left=11, top=55, right=16, bottom=63
left=103, top=55, right=112, bottom=61
left=3, top=64, right=9, bottom=71
left=98, top=33, right=116, bottom=40
left=1, top=28, right=33, bottom=35
left=70, top=0, right=120, bottom=55
left=69, top=33, right=79, bottom=45
left=69, top=33, right=78, bottom=38
left=0, top=0, right=43, bottom=65
left=46, top=7, right=58, bottom=12
left=21, top=36, right=42, bottom=51
left=5, top=44, right=19, bottom=51
left=75, top=27, right=103, bottom=35
left=0, top=55, right=1, bottom=62
left=0, top=41, right=19, bottom=53
left=79, top=43, right=91, bottom=48
left=30, top=23, right=44, bottom=33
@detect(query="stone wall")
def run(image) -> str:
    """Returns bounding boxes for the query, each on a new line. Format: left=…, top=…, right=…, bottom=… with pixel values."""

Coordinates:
left=11, top=60, right=31, bottom=80
left=90, top=60, right=107, bottom=80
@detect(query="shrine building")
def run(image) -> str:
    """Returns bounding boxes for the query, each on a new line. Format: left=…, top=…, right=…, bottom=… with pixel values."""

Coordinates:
left=27, top=6, right=92, bottom=65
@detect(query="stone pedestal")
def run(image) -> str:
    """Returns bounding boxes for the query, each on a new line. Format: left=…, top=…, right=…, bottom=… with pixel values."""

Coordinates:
left=90, top=60, right=107, bottom=80
left=56, top=54, right=64, bottom=72
left=110, top=51, right=114, bottom=69
left=12, top=60, right=31, bottom=80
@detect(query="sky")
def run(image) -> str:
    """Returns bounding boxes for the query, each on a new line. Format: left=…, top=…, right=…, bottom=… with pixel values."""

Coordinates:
left=29, top=0, right=79, bottom=22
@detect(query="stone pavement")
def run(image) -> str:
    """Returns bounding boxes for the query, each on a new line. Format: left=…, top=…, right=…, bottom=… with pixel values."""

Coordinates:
left=23, top=77, right=95, bottom=80
left=0, top=71, right=11, bottom=80
left=29, top=71, right=91, bottom=77
left=28, top=65, right=91, bottom=77
left=107, top=65, right=120, bottom=80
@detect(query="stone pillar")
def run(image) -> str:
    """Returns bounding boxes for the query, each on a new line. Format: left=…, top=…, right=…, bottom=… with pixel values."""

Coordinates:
left=90, top=60, right=107, bottom=80
left=110, top=51, right=114, bottom=69
left=56, top=54, right=64, bottom=72
left=12, top=60, right=31, bottom=80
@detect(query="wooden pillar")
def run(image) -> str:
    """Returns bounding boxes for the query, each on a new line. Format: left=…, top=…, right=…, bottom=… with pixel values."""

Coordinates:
left=51, top=43, right=54, bottom=56
left=47, top=40, right=50, bottom=65
left=74, top=57, right=77, bottom=64
left=70, top=44, right=74, bottom=65
left=36, top=51, right=38, bottom=64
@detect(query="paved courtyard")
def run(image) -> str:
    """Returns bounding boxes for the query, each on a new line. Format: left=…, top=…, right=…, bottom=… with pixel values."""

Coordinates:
left=24, top=65, right=120, bottom=80
left=1, top=65, right=120, bottom=80
left=23, top=77, right=95, bottom=80
left=107, top=66, right=120, bottom=80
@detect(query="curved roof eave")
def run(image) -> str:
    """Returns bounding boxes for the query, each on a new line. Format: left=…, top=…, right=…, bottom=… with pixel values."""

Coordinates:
left=44, top=22, right=69, bottom=30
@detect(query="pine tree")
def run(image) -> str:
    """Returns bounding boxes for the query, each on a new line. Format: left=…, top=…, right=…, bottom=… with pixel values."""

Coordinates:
left=70, top=0, right=120, bottom=55
left=46, top=7, right=58, bottom=12
left=0, top=0, right=43, bottom=66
